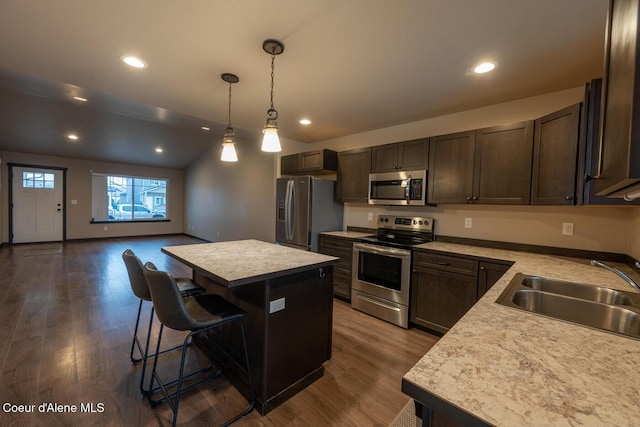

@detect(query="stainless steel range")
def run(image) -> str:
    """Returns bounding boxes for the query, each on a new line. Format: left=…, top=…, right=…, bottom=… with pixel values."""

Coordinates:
left=351, top=215, right=434, bottom=328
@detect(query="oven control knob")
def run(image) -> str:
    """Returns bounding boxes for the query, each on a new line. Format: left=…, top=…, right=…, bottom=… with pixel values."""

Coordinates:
left=419, top=221, right=423, bottom=225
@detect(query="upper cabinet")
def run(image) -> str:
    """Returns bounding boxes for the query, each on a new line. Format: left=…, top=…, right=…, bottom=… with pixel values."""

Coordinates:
left=531, top=104, right=582, bottom=205
left=337, top=147, right=371, bottom=203
left=428, top=122, right=533, bottom=205
left=280, top=149, right=337, bottom=175
left=371, top=138, right=429, bottom=173
left=428, top=131, right=476, bottom=204
left=595, top=0, right=640, bottom=198
left=582, top=78, right=640, bottom=205
left=474, top=122, right=534, bottom=205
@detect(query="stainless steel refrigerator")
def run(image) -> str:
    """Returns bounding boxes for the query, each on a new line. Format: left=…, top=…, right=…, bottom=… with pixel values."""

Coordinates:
left=276, top=176, right=343, bottom=251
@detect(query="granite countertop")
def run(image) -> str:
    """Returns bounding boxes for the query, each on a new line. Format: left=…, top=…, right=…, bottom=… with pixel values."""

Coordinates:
left=162, top=239, right=338, bottom=287
left=320, top=231, right=375, bottom=239
left=404, top=242, right=640, bottom=427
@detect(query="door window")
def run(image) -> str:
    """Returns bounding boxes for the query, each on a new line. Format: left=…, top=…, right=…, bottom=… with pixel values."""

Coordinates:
left=22, top=172, right=55, bottom=189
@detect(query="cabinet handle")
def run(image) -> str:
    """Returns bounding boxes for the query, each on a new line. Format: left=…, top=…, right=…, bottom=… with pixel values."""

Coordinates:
left=437, top=261, right=450, bottom=266
left=472, top=196, right=478, bottom=201
left=565, top=195, right=575, bottom=200
left=480, top=266, right=486, bottom=271
left=466, top=196, right=472, bottom=202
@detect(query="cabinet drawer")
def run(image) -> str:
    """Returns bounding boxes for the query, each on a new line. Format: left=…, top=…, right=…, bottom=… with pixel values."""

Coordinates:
left=413, top=251, right=478, bottom=276
left=319, top=236, right=353, bottom=251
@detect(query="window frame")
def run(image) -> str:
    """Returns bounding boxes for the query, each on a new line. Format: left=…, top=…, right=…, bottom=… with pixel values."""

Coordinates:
left=90, top=173, right=170, bottom=223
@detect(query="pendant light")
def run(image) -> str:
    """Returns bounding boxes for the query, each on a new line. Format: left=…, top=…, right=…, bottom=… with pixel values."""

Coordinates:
left=220, top=73, right=239, bottom=162
left=261, top=39, right=285, bottom=152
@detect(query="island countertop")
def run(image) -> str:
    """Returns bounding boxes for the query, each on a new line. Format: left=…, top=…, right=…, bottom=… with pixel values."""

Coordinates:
left=403, top=242, right=640, bottom=427
left=162, top=239, right=338, bottom=287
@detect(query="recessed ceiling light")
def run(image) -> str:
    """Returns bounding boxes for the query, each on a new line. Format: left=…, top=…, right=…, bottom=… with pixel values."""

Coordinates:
left=73, top=96, right=87, bottom=102
left=201, top=126, right=211, bottom=131
left=299, top=119, right=311, bottom=125
left=473, top=62, right=496, bottom=74
left=155, top=147, right=163, bottom=153
left=121, top=55, right=147, bottom=69
left=67, top=134, right=79, bottom=140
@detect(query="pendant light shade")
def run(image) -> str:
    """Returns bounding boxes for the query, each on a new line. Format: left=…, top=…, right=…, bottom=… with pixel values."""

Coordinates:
left=261, top=39, right=284, bottom=153
left=220, top=73, right=239, bottom=162
left=261, top=126, right=281, bottom=152
left=221, top=136, right=238, bottom=162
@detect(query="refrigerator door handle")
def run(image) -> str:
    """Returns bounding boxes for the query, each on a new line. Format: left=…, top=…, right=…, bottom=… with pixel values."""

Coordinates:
left=287, top=179, right=295, bottom=239
left=285, top=179, right=295, bottom=240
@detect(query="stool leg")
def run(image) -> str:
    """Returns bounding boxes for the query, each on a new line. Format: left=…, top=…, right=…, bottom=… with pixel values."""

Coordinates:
left=140, top=306, right=155, bottom=395
left=130, top=299, right=144, bottom=363
left=170, top=332, right=194, bottom=427
left=220, top=320, right=254, bottom=427
left=148, top=323, right=164, bottom=405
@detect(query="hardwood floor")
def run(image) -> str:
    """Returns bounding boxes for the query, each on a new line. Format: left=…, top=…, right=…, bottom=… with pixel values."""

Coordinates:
left=0, top=235, right=438, bottom=426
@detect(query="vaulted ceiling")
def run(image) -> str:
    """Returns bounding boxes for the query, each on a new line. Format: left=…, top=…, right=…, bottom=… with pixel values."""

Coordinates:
left=0, top=0, right=609, bottom=168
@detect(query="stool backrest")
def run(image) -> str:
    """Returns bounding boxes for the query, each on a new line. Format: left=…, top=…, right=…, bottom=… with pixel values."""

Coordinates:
left=122, top=249, right=151, bottom=301
left=143, top=262, right=194, bottom=331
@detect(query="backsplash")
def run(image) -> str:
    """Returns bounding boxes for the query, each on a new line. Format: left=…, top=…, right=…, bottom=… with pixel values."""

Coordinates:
left=343, top=203, right=635, bottom=255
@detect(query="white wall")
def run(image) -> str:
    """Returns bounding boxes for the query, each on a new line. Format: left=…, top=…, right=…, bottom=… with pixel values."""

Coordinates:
left=0, top=150, right=185, bottom=242
left=283, top=87, right=585, bottom=154
left=345, top=203, right=632, bottom=254
left=629, top=209, right=640, bottom=260
left=184, top=135, right=276, bottom=243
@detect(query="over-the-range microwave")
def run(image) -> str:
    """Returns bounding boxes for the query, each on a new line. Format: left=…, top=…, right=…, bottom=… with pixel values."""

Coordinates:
left=368, top=169, right=427, bottom=206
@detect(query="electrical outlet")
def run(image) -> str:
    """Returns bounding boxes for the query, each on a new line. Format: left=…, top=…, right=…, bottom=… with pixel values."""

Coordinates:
left=367, top=212, right=373, bottom=221
left=562, top=222, right=574, bottom=236
left=464, top=218, right=472, bottom=229
left=269, top=297, right=286, bottom=314
left=103, top=226, right=108, bottom=231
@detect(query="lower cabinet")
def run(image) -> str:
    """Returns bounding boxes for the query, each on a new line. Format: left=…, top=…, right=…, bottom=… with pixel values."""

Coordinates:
left=411, top=250, right=512, bottom=334
left=478, top=261, right=511, bottom=299
left=318, top=234, right=355, bottom=301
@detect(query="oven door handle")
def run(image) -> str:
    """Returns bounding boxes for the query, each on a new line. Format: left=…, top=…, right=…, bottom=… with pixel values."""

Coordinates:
left=353, top=242, right=411, bottom=257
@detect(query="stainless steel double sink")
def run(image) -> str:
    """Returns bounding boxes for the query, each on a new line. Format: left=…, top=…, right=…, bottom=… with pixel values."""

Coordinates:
left=496, top=273, right=640, bottom=339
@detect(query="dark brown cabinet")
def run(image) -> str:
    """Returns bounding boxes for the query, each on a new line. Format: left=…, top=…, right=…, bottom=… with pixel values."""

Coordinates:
left=371, top=138, right=429, bottom=173
left=411, top=250, right=512, bottom=334
left=595, top=0, right=640, bottom=198
left=531, top=103, right=582, bottom=205
left=280, top=149, right=337, bottom=175
left=474, top=122, right=534, bottom=204
left=318, top=234, right=356, bottom=301
left=427, top=131, right=476, bottom=204
left=477, top=261, right=511, bottom=299
left=581, top=78, right=640, bottom=205
left=428, top=122, right=533, bottom=205
left=337, top=147, right=371, bottom=203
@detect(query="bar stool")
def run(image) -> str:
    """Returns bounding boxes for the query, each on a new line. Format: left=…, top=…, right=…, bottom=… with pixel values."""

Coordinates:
left=122, top=249, right=204, bottom=395
left=143, top=262, right=254, bottom=427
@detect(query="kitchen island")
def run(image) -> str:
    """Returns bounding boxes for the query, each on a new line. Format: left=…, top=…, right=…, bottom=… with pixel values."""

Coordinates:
left=162, top=239, right=338, bottom=415
left=402, top=242, right=640, bottom=427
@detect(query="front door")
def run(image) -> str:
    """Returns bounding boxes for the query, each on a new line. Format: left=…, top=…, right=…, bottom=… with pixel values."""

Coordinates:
left=12, top=166, right=64, bottom=243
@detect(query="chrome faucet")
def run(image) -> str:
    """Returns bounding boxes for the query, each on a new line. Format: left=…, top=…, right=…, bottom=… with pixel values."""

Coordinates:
left=590, top=260, right=640, bottom=292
